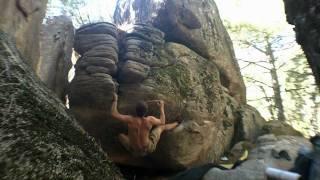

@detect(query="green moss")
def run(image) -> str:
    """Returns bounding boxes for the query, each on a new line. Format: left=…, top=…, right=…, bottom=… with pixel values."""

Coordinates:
left=150, top=63, right=193, bottom=99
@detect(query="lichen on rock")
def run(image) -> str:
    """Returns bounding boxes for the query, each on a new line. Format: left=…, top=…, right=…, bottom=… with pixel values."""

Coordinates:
left=0, top=31, right=122, bottom=180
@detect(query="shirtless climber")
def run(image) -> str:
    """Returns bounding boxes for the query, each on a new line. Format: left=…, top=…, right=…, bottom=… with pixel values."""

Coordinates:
left=111, top=93, right=179, bottom=156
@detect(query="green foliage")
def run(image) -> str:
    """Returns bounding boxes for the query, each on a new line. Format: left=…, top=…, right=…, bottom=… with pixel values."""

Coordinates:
left=285, top=53, right=320, bottom=134
left=225, top=21, right=319, bottom=136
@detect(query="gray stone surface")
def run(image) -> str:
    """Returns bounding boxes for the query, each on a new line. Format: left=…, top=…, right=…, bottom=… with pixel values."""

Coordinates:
left=203, top=135, right=311, bottom=180
left=114, top=0, right=246, bottom=103
left=38, top=15, right=74, bottom=101
left=0, top=0, right=48, bottom=69
left=234, top=104, right=266, bottom=143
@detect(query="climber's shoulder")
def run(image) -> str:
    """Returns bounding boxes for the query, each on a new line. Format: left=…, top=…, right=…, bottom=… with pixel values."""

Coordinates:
left=145, top=116, right=162, bottom=125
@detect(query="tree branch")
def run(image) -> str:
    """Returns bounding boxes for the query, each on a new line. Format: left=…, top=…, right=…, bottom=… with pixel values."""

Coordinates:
left=245, top=76, right=273, bottom=88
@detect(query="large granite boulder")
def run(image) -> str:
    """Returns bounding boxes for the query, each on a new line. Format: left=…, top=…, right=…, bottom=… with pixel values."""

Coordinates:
left=283, top=0, right=320, bottom=87
left=69, top=22, right=240, bottom=170
left=0, top=0, right=48, bottom=69
left=114, top=0, right=246, bottom=103
left=38, top=16, right=74, bottom=102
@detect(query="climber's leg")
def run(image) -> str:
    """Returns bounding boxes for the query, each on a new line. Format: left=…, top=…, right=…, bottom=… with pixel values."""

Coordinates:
left=147, top=122, right=179, bottom=153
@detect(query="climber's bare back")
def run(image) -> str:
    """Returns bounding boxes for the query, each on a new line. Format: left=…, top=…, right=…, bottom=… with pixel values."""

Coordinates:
left=125, top=116, right=162, bottom=151
left=111, top=93, right=178, bottom=155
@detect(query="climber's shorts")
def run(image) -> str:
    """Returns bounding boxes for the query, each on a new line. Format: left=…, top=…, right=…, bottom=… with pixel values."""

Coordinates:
left=147, top=126, right=162, bottom=153
left=118, top=126, right=162, bottom=157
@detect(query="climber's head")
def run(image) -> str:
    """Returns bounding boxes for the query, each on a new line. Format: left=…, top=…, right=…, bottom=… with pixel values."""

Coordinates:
left=136, top=101, right=148, bottom=117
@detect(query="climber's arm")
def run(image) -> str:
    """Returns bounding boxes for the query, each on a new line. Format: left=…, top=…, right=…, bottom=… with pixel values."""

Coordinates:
left=147, top=100, right=166, bottom=125
left=111, top=93, right=132, bottom=124
left=158, top=100, right=166, bottom=124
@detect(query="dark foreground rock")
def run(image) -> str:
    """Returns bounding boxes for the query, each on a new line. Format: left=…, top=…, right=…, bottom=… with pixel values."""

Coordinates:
left=283, top=0, right=320, bottom=87
left=0, top=32, right=122, bottom=179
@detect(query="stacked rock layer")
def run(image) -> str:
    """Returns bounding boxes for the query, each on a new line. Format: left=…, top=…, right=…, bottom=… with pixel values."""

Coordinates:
left=70, top=22, right=119, bottom=107
left=119, top=24, right=165, bottom=83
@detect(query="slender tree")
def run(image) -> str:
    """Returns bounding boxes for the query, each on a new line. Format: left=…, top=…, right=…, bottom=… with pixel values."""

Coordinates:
left=227, top=23, right=288, bottom=121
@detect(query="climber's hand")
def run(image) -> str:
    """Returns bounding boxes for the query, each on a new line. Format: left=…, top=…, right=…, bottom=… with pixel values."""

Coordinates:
left=156, top=100, right=164, bottom=107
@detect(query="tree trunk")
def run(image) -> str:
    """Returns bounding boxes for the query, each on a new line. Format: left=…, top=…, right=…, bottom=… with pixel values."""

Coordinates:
left=0, top=31, right=122, bottom=179
left=311, top=92, right=320, bottom=133
left=266, top=39, right=286, bottom=121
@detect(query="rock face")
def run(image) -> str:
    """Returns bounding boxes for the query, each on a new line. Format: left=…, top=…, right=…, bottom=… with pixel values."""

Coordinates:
left=69, top=21, right=243, bottom=169
left=0, top=0, right=48, bottom=69
left=70, top=22, right=119, bottom=108
left=283, top=0, right=320, bottom=87
left=68, top=0, right=269, bottom=171
left=114, top=0, right=246, bottom=103
left=233, top=104, right=266, bottom=143
left=203, top=134, right=311, bottom=180
left=38, top=16, right=74, bottom=101
left=260, top=121, right=303, bottom=137
left=0, top=31, right=122, bottom=179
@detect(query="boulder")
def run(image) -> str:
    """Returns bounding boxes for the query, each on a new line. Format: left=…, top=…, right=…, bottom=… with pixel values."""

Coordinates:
left=249, top=135, right=310, bottom=170
left=233, top=104, right=266, bottom=143
left=203, top=135, right=311, bottom=180
left=0, top=0, right=48, bottom=69
left=70, top=40, right=237, bottom=170
left=261, top=121, right=303, bottom=137
left=114, top=0, right=246, bottom=103
left=38, top=16, right=74, bottom=102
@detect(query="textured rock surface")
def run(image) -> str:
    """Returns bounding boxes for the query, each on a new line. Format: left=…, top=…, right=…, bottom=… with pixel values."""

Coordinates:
left=248, top=135, right=310, bottom=170
left=38, top=16, right=74, bottom=101
left=233, top=104, right=266, bottom=143
left=70, top=22, right=119, bottom=109
left=114, top=0, right=246, bottom=103
left=203, top=160, right=267, bottom=180
left=283, top=0, right=320, bottom=87
left=0, top=32, right=122, bottom=180
left=0, top=0, right=48, bottom=68
left=260, top=121, right=303, bottom=137
left=203, top=134, right=311, bottom=180
left=69, top=22, right=240, bottom=169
